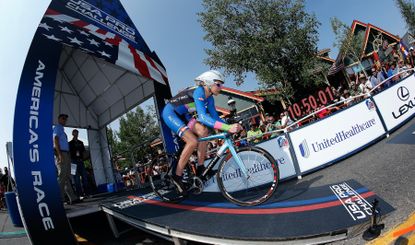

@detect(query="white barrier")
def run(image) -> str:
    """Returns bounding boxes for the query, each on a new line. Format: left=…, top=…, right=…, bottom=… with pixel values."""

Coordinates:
left=372, top=74, right=415, bottom=131
left=289, top=99, right=386, bottom=173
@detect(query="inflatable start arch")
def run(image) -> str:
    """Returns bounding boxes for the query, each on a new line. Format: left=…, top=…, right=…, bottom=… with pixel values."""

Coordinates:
left=13, top=0, right=174, bottom=244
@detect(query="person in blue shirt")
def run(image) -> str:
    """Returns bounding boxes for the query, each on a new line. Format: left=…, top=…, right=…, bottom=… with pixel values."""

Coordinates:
left=53, top=114, right=80, bottom=204
left=387, top=62, right=399, bottom=87
left=162, top=70, right=241, bottom=193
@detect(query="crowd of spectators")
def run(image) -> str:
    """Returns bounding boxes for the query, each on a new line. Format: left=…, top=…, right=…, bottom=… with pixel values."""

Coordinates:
left=211, top=45, right=415, bottom=148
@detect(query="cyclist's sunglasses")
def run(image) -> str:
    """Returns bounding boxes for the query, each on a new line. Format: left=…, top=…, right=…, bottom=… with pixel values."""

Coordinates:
left=214, top=81, right=224, bottom=88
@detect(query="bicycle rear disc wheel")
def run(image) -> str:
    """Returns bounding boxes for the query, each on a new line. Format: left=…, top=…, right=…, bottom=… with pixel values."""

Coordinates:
left=217, top=146, right=279, bottom=206
left=149, top=161, right=184, bottom=202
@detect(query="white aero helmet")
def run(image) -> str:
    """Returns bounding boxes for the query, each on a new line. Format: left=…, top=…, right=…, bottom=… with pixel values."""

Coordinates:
left=194, top=70, right=225, bottom=86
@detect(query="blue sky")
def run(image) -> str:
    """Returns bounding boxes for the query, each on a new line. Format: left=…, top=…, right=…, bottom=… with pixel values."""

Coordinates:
left=0, top=0, right=407, bottom=170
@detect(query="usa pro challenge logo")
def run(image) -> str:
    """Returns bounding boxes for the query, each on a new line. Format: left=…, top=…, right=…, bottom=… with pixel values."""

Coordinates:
left=365, top=99, right=376, bottom=111
left=298, top=139, right=310, bottom=158
left=277, top=135, right=289, bottom=149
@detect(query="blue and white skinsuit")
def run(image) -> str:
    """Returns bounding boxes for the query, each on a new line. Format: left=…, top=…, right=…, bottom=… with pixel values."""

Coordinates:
left=162, top=86, right=231, bottom=137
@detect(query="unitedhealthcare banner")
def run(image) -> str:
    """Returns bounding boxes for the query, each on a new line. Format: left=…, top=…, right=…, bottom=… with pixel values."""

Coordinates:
left=204, top=135, right=296, bottom=192
left=289, top=100, right=386, bottom=173
left=372, top=74, right=415, bottom=131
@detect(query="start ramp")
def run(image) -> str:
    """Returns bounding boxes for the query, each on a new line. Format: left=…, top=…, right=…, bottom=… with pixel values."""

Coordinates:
left=100, top=179, right=394, bottom=244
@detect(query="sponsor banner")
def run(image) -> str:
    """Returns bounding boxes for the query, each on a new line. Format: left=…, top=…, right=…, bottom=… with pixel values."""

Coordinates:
left=372, top=75, right=415, bottom=131
left=13, top=31, right=77, bottom=244
left=289, top=100, right=386, bottom=173
left=329, top=182, right=373, bottom=221
left=204, top=135, right=296, bottom=192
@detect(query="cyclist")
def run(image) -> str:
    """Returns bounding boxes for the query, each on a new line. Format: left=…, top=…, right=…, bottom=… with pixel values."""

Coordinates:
left=161, top=70, right=241, bottom=194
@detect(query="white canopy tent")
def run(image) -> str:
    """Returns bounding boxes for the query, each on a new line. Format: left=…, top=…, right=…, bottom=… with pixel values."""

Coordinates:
left=53, top=45, right=164, bottom=187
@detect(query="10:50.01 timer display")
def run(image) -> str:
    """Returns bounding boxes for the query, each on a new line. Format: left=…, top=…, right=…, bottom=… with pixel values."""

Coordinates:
left=287, top=87, right=335, bottom=119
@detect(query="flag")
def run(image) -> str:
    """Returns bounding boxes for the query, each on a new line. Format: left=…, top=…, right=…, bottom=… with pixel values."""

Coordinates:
left=39, top=8, right=168, bottom=85
left=399, top=40, right=409, bottom=59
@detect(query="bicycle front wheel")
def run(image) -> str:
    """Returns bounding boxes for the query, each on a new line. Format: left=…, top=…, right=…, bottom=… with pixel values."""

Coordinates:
left=217, top=146, right=279, bottom=206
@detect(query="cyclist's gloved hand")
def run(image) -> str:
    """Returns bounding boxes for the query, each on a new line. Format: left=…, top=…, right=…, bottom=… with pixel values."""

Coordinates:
left=228, top=123, right=242, bottom=133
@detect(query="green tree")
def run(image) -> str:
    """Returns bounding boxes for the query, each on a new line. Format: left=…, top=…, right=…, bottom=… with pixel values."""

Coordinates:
left=198, top=0, right=324, bottom=102
left=106, top=127, right=119, bottom=153
left=106, top=126, right=124, bottom=168
left=396, top=0, right=415, bottom=35
left=107, top=106, right=160, bottom=170
left=331, top=17, right=367, bottom=77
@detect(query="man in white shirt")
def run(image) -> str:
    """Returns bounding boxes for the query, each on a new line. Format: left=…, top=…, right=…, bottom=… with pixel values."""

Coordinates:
left=364, top=77, right=373, bottom=94
left=280, top=111, right=294, bottom=131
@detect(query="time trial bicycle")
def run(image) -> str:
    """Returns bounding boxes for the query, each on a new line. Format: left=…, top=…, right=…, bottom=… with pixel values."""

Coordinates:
left=149, top=132, right=279, bottom=206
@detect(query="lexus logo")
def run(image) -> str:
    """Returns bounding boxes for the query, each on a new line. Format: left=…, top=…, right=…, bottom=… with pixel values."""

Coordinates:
left=397, top=86, right=410, bottom=101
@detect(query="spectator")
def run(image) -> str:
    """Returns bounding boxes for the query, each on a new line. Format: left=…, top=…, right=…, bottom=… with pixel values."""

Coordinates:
left=316, top=105, right=330, bottom=119
left=279, top=111, right=294, bottom=131
left=259, top=122, right=267, bottom=135
left=340, top=90, right=352, bottom=107
left=397, top=60, right=410, bottom=78
left=369, top=68, right=379, bottom=89
left=387, top=61, right=399, bottom=86
left=275, top=114, right=283, bottom=129
left=207, top=141, right=217, bottom=158
left=349, top=80, right=358, bottom=97
left=408, top=47, right=415, bottom=67
left=247, top=122, right=262, bottom=144
left=356, top=73, right=368, bottom=96
left=407, top=62, right=414, bottom=75
left=264, top=115, right=279, bottom=138
left=69, top=129, right=89, bottom=198
left=53, top=114, right=80, bottom=204
left=371, top=67, right=385, bottom=93
left=0, top=167, right=15, bottom=192
left=331, top=86, right=342, bottom=102
left=363, top=75, right=373, bottom=95
left=317, top=104, right=340, bottom=119
left=238, top=127, right=249, bottom=147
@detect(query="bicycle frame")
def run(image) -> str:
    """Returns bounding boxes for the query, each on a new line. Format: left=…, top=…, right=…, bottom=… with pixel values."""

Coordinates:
left=198, top=133, right=249, bottom=179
